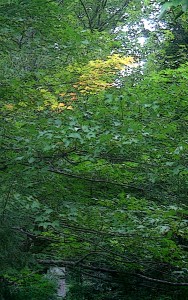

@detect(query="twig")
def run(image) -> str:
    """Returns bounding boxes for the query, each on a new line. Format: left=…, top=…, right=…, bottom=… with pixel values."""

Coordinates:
left=136, top=273, right=188, bottom=286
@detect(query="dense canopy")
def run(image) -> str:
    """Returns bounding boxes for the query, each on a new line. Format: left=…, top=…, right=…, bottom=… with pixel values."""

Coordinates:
left=0, top=1, right=188, bottom=299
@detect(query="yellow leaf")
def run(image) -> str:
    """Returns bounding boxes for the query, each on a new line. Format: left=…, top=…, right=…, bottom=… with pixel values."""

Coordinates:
left=4, top=104, right=14, bottom=110
left=58, top=102, right=65, bottom=107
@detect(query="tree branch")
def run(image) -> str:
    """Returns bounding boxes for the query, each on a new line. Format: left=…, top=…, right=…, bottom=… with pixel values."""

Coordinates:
left=79, top=0, right=93, bottom=32
left=49, top=167, right=144, bottom=194
left=136, top=273, right=188, bottom=286
left=37, top=259, right=117, bottom=274
left=37, top=259, right=188, bottom=286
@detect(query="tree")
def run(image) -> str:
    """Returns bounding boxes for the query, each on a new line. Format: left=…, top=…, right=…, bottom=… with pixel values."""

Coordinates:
left=1, top=0, right=188, bottom=299
left=64, top=0, right=138, bottom=32
left=159, top=0, right=188, bottom=19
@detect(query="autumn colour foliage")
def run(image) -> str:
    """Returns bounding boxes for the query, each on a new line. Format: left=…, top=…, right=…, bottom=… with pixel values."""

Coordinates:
left=1, top=1, right=188, bottom=300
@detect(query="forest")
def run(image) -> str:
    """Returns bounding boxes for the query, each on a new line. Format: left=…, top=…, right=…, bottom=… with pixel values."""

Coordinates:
left=0, top=0, right=188, bottom=299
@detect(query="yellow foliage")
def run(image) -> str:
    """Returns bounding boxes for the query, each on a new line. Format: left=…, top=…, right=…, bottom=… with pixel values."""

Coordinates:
left=66, top=106, right=73, bottom=110
left=59, top=92, right=66, bottom=97
left=57, top=103, right=73, bottom=110
left=4, top=103, right=14, bottom=110
left=38, top=89, right=73, bottom=112
left=58, top=102, right=65, bottom=107
left=68, top=54, right=134, bottom=94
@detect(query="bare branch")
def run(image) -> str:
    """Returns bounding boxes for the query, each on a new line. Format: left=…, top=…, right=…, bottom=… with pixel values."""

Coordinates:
left=37, top=259, right=117, bottom=274
left=37, top=260, right=188, bottom=286
left=136, top=273, right=188, bottom=286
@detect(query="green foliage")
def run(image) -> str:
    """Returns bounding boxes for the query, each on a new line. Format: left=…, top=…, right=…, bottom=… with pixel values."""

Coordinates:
left=63, top=0, right=142, bottom=32
left=0, top=269, right=57, bottom=300
left=159, top=0, right=188, bottom=19
left=1, top=1, right=188, bottom=299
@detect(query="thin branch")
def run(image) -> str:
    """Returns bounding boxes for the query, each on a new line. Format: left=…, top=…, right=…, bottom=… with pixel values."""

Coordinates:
left=79, top=0, right=93, bottom=32
left=49, top=167, right=144, bottom=193
left=102, top=0, right=108, bottom=9
left=12, top=227, right=59, bottom=242
left=136, top=273, right=188, bottom=286
left=80, top=270, right=113, bottom=282
left=98, top=0, right=131, bottom=31
left=37, top=259, right=188, bottom=286
left=74, top=251, right=99, bottom=265
left=37, top=259, right=117, bottom=274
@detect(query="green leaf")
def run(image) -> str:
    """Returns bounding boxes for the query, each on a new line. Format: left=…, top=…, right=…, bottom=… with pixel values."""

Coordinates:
left=68, top=132, right=82, bottom=139
left=31, top=201, right=40, bottom=209
left=159, top=2, right=173, bottom=19
left=28, top=157, right=35, bottom=163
